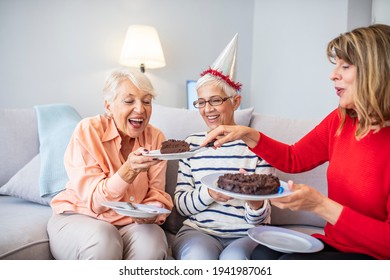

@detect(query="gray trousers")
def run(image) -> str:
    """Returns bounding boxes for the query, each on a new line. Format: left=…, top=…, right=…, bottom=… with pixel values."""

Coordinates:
left=172, top=225, right=258, bottom=260
left=47, top=213, right=168, bottom=260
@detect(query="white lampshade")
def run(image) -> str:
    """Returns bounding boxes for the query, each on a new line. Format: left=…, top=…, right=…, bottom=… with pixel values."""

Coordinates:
left=119, top=25, right=166, bottom=72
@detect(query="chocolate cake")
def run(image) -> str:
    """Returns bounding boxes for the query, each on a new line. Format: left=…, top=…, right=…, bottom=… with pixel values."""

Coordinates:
left=217, top=173, right=280, bottom=195
left=160, top=139, right=190, bottom=154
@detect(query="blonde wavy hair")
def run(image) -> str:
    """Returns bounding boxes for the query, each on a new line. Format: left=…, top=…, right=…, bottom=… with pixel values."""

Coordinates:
left=327, top=24, right=390, bottom=139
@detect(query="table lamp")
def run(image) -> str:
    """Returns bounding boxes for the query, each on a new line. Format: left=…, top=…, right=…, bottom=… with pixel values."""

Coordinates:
left=119, top=25, right=166, bottom=73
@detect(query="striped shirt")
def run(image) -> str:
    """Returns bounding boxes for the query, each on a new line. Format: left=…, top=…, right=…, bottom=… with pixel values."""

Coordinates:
left=174, top=132, right=275, bottom=237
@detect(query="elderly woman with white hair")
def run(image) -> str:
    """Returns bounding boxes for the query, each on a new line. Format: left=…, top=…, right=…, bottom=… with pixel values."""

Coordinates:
left=47, top=68, right=173, bottom=260
left=172, top=35, right=275, bottom=260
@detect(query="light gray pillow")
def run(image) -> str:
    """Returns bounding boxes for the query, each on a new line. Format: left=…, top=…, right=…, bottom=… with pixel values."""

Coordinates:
left=0, top=154, right=52, bottom=205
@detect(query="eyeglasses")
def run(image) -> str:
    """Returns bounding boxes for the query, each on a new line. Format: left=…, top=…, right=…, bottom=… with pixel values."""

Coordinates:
left=193, top=96, right=232, bottom=108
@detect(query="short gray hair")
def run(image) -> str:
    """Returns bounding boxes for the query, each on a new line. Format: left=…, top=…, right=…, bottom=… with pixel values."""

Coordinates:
left=196, top=74, right=238, bottom=98
left=103, top=68, right=156, bottom=103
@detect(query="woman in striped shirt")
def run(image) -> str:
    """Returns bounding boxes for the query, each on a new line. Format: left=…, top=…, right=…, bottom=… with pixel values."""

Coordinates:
left=172, top=71, right=275, bottom=260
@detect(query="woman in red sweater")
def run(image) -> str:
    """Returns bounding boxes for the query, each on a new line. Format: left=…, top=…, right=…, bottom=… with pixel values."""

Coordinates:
left=201, top=24, right=390, bottom=260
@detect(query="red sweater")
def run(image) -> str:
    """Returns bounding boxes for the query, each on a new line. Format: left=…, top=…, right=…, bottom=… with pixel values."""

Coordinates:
left=251, top=109, right=390, bottom=259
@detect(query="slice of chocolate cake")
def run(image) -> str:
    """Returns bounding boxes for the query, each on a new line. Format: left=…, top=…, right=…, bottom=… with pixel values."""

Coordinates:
left=160, top=139, right=190, bottom=154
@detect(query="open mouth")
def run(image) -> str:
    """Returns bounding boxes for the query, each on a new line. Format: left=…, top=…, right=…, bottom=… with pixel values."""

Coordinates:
left=207, top=115, right=219, bottom=121
left=128, top=118, right=144, bottom=129
left=335, top=87, right=344, bottom=97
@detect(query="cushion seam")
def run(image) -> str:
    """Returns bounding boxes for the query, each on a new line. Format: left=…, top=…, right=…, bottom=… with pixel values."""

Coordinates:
left=0, top=238, right=50, bottom=258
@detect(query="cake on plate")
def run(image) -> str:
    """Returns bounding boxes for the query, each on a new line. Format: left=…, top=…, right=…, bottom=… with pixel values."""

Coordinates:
left=160, top=139, right=190, bottom=154
left=217, top=173, right=280, bottom=195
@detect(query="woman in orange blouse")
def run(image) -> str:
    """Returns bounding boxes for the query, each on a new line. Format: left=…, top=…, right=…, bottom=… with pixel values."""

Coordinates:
left=47, top=68, right=173, bottom=260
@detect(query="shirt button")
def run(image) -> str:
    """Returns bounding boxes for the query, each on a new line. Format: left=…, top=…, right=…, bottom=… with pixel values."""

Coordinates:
left=129, top=196, right=135, bottom=202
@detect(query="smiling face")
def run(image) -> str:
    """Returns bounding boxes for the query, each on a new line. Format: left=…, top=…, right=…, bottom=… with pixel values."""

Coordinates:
left=197, top=83, right=241, bottom=130
left=330, top=57, right=357, bottom=109
left=105, top=79, right=152, bottom=138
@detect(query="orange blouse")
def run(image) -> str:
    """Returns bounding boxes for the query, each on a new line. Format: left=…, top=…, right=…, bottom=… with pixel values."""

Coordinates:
left=50, top=114, right=173, bottom=225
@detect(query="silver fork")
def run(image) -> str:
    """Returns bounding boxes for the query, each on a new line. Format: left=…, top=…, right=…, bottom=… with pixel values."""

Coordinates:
left=126, top=202, right=158, bottom=213
left=189, top=141, right=215, bottom=152
left=126, top=202, right=137, bottom=210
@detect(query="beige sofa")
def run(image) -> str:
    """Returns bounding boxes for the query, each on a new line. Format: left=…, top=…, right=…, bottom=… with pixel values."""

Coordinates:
left=0, top=104, right=327, bottom=259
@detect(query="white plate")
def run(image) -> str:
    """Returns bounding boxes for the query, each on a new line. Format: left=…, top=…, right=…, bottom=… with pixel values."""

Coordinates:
left=143, top=147, right=208, bottom=160
left=102, top=201, right=171, bottom=218
left=248, top=226, right=324, bottom=253
left=200, top=172, right=292, bottom=201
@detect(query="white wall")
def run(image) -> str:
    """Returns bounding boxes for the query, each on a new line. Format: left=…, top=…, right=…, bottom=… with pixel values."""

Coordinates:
left=372, top=0, right=390, bottom=25
left=348, top=0, right=372, bottom=30
left=249, top=0, right=373, bottom=119
left=0, top=0, right=254, bottom=117
left=0, top=0, right=387, bottom=119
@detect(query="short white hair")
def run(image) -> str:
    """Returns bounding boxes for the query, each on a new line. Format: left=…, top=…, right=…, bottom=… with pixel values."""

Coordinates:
left=196, top=74, right=238, bottom=98
left=103, top=68, right=156, bottom=103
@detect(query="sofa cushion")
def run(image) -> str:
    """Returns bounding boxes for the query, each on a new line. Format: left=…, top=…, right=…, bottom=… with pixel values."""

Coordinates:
left=0, top=154, right=51, bottom=205
left=161, top=160, right=186, bottom=234
left=150, top=104, right=254, bottom=140
left=0, top=109, right=39, bottom=186
left=249, top=113, right=322, bottom=144
left=0, top=195, right=53, bottom=259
